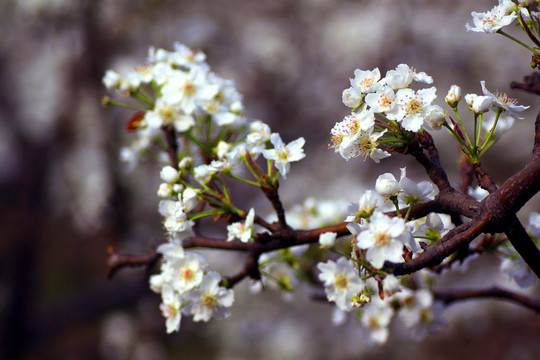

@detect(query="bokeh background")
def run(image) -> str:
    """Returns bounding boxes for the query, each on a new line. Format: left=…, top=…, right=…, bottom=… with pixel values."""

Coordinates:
left=1, top=0, right=540, bottom=359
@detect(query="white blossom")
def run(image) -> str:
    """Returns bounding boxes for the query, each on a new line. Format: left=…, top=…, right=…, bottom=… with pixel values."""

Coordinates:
left=397, top=289, right=447, bottom=341
left=261, top=133, right=306, bottom=179
left=361, top=297, right=394, bottom=345
left=102, top=70, right=122, bottom=90
left=183, top=272, right=234, bottom=322
left=394, top=87, right=438, bottom=132
left=317, top=258, right=365, bottom=311
left=481, top=111, right=515, bottom=137
left=465, top=93, right=493, bottom=114
left=356, top=211, right=410, bottom=269
left=159, top=284, right=183, bottom=333
left=466, top=3, right=517, bottom=34
left=350, top=68, right=382, bottom=93
left=480, top=81, right=529, bottom=118
left=467, top=186, right=489, bottom=201
left=162, top=252, right=208, bottom=292
left=527, top=212, right=540, bottom=240
left=227, top=208, right=256, bottom=243
left=384, top=64, right=415, bottom=90
left=423, top=105, right=446, bottom=130
left=319, top=232, right=337, bottom=248
left=345, top=190, right=381, bottom=223
left=364, top=86, right=398, bottom=117
left=398, top=168, right=437, bottom=206
left=342, top=86, right=363, bottom=108
left=144, top=98, right=195, bottom=132
left=157, top=183, right=173, bottom=198
left=500, top=249, right=536, bottom=288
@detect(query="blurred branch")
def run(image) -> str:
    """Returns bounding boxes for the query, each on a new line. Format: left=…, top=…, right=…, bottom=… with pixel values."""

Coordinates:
left=106, top=246, right=160, bottom=279
left=510, top=72, right=540, bottom=95
left=434, top=287, right=540, bottom=313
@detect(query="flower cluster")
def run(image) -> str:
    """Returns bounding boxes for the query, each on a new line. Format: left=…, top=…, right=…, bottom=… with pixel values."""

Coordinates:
left=331, top=64, right=441, bottom=162
left=317, top=258, right=447, bottom=344
left=333, top=57, right=529, bottom=165
left=103, top=43, right=307, bottom=333
left=103, top=43, right=305, bottom=179
left=102, top=4, right=540, bottom=344
left=347, top=168, right=438, bottom=268
left=149, top=242, right=234, bottom=333
left=311, top=167, right=452, bottom=344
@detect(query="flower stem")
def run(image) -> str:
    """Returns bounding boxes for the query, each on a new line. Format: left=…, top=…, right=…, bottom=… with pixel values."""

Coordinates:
left=498, top=29, right=540, bottom=55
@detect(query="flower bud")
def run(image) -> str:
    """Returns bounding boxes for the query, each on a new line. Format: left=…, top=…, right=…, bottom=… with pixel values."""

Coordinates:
left=424, top=105, right=446, bottom=130
left=319, top=232, right=337, bottom=248
left=375, top=173, right=400, bottom=199
left=160, top=165, right=179, bottom=183
left=465, top=93, right=492, bottom=114
left=157, top=183, right=173, bottom=198
left=342, top=87, right=362, bottom=108
left=179, top=156, right=193, bottom=169
left=445, top=85, right=461, bottom=107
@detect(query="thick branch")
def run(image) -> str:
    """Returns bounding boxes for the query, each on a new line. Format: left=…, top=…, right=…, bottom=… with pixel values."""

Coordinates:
left=386, top=218, right=488, bottom=275
left=473, top=162, right=498, bottom=193
left=505, top=219, right=540, bottom=278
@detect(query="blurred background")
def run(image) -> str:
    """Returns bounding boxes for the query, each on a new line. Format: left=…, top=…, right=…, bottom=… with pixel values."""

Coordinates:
left=1, top=0, right=539, bottom=359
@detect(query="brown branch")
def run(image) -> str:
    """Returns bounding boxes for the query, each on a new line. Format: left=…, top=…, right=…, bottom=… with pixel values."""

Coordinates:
left=261, top=180, right=289, bottom=229
left=532, top=106, right=540, bottom=161
left=510, top=72, right=540, bottom=95
left=504, top=218, right=540, bottom=278
left=161, top=124, right=179, bottom=170
left=411, top=131, right=452, bottom=193
left=107, top=222, right=351, bottom=280
left=459, top=155, right=475, bottom=194
left=473, top=162, right=498, bottom=193
left=434, top=287, right=540, bottom=313
left=223, top=249, right=262, bottom=288
left=106, top=246, right=160, bottom=279
left=386, top=217, right=488, bottom=275
left=254, top=215, right=274, bottom=232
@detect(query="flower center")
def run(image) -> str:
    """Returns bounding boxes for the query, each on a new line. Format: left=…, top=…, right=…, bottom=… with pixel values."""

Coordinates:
left=375, top=232, right=391, bottom=247
left=203, top=294, right=217, bottom=307
left=184, top=81, right=196, bottom=95
left=378, top=94, right=392, bottom=108
left=161, top=303, right=176, bottom=318
left=160, top=106, right=175, bottom=123
left=367, top=316, right=379, bottom=328
left=277, top=148, right=290, bottom=161
left=335, top=273, right=348, bottom=289
left=359, top=77, right=376, bottom=91
left=359, top=134, right=377, bottom=155
left=406, top=98, right=423, bottom=115
left=182, top=268, right=193, bottom=281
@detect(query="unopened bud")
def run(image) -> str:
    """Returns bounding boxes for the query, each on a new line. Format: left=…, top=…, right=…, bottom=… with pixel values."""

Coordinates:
left=445, top=85, right=461, bottom=107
